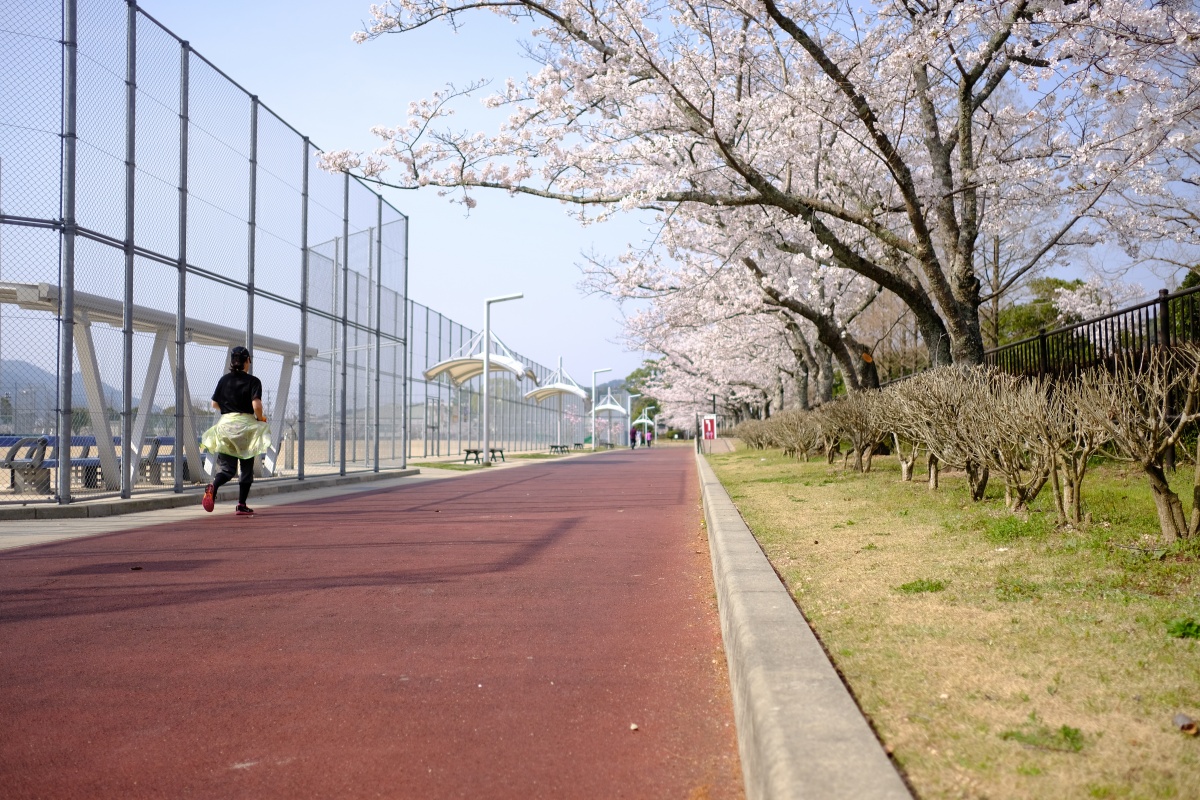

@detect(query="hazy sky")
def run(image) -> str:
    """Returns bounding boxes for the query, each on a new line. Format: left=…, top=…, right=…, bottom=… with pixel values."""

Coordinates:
left=140, top=0, right=653, bottom=383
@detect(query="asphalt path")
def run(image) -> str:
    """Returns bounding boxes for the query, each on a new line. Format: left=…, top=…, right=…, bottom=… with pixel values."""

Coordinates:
left=0, top=447, right=742, bottom=798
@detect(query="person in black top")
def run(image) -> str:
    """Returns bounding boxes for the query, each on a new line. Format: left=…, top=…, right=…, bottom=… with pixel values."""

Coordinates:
left=200, top=346, right=269, bottom=516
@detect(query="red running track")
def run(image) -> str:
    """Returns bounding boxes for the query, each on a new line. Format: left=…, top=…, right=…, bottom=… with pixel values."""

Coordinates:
left=0, top=447, right=742, bottom=799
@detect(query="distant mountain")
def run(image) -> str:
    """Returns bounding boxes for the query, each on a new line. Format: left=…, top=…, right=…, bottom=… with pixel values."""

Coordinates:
left=0, top=359, right=148, bottom=410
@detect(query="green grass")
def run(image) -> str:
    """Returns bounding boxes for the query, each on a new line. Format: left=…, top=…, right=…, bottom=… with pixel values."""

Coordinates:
left=897, top=578, right=947, bottom=594
left=1167, top=617, right=1200, bottom=639
left=706, top=445, right=1200, bottom=799
left=1000, top=713, right=1086, bottom=753
left=409, top=461, right=487, bottom=471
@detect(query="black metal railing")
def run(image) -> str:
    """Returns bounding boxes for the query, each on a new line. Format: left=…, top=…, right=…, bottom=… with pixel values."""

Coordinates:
left=984, top=286, right=1200, bottom=378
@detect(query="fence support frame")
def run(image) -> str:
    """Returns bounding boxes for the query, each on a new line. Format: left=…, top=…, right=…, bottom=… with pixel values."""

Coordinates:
left=57, top=0, right=79, bottom=504
left=298, top=137, right=309, bottom=480
left=173, top=41, right=190, bottom=493
left=121, top=0, right=137, bottom=498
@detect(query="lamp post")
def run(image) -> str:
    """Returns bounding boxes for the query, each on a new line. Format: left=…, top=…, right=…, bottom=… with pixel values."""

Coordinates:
left=626, top=392, right=640, bottom=448
left=591, top=367, right=611, bottom=451
left=483, top=293, right=522, bottom=465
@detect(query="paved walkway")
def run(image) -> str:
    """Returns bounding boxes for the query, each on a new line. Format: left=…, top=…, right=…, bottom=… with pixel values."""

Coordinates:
left=0, top=447, right=742, bottom=798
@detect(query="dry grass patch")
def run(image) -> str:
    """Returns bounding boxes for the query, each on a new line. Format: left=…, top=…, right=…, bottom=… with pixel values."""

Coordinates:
left=709, top=446, right=1200, bottom=799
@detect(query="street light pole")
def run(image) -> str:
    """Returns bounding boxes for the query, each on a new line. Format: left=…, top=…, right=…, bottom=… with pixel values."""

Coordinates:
left=591, top=367, right=611, bottom=451
left=483, top=293, right=522, bottom=466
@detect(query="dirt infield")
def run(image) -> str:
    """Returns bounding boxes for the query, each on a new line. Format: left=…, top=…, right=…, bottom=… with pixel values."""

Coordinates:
left=0, top=448, right=742, bottom=799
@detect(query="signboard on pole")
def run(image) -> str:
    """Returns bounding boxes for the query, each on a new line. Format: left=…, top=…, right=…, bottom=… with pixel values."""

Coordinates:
left=702, top=415, right=717, bottom=440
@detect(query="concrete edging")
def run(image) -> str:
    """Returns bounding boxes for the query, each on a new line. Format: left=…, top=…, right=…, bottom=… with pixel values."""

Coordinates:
left=696, top=452, right=911, bottom=800
left=0, top=468, right=420, bottom=521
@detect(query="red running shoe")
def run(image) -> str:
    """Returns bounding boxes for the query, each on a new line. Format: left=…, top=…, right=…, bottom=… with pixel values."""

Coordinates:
left=202, top=484, right=215, bottom=513
left=235, top=504, right=255, bottom=516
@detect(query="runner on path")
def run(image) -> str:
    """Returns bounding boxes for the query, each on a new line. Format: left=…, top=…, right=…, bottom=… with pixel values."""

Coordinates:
left=0, top=447, right=742, bottom=799
left=200, top=345, right=271, bottom=516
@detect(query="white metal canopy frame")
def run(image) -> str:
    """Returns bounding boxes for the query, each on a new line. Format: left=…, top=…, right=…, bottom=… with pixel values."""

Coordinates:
left=423, top=329, right=539, bottom=386
left=594, top=387, right=627, bottom=415
left=0, top=281, right=315, bottom=488
left=524, top=360, right=587, bottom=403
left=632, top=410, right=656, bottom=428
left=525, top=357, right=587, bottom=449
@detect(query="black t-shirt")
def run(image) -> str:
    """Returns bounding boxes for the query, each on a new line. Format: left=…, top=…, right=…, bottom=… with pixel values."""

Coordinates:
left=212, top=370, right=262, bottom=415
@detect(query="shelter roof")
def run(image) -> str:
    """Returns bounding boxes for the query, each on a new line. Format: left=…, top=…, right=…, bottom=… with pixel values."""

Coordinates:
left=424, top=330, right=538, bottom=386
left=525, top=363, right=587, bottom=403
left=594, top=387, right=626, bottom=415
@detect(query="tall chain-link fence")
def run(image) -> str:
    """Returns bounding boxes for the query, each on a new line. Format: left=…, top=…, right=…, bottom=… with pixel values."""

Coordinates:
left=0, top=0, right=412, bottom=503
left=1, top=0, right=621, bottom=504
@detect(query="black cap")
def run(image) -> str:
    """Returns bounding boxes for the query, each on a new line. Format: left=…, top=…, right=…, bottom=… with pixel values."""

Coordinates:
left=230, top=346, right=251, bottom=359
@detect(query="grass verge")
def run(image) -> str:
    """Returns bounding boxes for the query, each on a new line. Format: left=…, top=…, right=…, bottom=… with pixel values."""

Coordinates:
left=409, top=461, right=487, bottom=471
left=707, top=446, right=1199, bottom=799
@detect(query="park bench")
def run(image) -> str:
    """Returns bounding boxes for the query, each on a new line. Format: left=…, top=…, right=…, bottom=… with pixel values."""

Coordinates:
left=154, top=437, right=211, bottom=483
left=573, top=442, right=584, bottom=450
left=2, top=436, right=51, bottom=493
left=1, top=435, right=172, bottom=493
left=463, top=448, right=505, bottom=464
left=549, top=444, right=569, bottom=454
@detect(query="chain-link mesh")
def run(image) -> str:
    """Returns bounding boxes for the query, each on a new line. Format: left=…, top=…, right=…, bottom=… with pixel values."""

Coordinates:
left=2, top=0, right=586, bottom=504
left=0, top=0, right=413, bottom=502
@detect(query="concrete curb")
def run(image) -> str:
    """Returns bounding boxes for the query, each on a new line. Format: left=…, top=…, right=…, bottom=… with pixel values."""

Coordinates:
left=0, top=468, right=420, bottom=521
left=696, top=452, right=911, bottom=800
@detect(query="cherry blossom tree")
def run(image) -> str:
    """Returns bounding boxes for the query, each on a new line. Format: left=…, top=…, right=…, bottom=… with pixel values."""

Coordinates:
left=325, top=0, right=1200, bottom=371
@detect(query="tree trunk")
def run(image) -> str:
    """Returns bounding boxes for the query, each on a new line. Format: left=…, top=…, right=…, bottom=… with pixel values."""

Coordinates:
left=966, top=459, right=989, bottom=501
left=863, top=445, right=875, bottom=473
left=815, top=347, right=835, bottom=404
left=928, top=453, right=939, bottom=490
left=1050, top=460, right=1067, bottom=525
left=894, top=433, right=916, bottom=482
left=1145, top=462, right=1186, bottom=542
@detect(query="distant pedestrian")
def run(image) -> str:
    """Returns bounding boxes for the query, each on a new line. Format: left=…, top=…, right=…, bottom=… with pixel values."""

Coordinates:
left=200, top=346, right=271, bottom=516
left=646, top=429, right=653, bottom=448
left=630, top=427, right=637, bottom=450
left=637, top=429, right=645, bottom=448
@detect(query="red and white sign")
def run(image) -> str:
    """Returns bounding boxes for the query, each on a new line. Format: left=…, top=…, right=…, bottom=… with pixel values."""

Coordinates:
left=702, top=415, right=717, bottom=440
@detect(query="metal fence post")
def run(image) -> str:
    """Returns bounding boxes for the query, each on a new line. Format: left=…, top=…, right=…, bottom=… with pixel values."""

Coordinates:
left=121, top=0, right=137, bottom=498
left=1037, top=328, right=1048, bottom=378
left=57, top=0, right=79, bottom=504
left=1159, top=288, right=1171, bottom=348
left=298, top=136, right=309, bottom=480
left=339, top=172, right=349, bottom=476
left=174, top=41, right=190, bottom=493
left=404, top=297, right=412, bottom=467
left=401, top=222, right=409, bottom=468
left=374, top=196, right=383, bottom=471
left=246, top=96, right=257, bottom=356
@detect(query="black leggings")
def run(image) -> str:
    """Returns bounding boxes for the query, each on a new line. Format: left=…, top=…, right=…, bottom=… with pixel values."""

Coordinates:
left=212, top=453, right=254, bottom=505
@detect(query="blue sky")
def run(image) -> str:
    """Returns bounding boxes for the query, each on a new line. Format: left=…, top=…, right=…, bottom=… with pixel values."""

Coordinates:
left=140, top=0, right=653, bottom=383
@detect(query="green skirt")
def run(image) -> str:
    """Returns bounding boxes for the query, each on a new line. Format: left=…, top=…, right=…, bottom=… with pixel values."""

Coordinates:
left=200, top=413, right=272, bottom=459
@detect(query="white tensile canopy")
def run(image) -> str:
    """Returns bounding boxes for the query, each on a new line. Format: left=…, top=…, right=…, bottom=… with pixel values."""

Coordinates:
left=632, top=410, right=655, bottom=428
left=424, top=330, right=539, bottom=386
left=524, top=362, right=587, bottom=403
left=525, top=357, right=586, bottom=448
left=594, top=387, right=627, bottom=415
